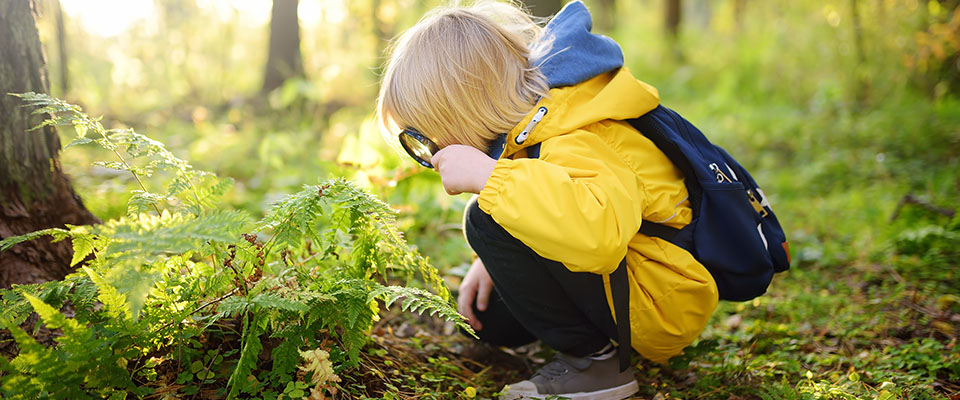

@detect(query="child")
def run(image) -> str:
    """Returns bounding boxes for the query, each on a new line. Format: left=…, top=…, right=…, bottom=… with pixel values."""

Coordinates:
left=376, top=1, right=718, bottom=398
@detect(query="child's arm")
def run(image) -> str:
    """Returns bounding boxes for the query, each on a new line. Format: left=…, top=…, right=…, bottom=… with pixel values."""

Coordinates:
left=477, top=129, right=644, bottom=275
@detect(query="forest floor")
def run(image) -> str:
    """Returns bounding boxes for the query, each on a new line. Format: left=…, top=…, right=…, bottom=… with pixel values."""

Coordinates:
left=344, top=260, right=960, bottom=400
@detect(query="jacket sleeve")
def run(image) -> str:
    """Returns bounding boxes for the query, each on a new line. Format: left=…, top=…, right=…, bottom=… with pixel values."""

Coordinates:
left=477, top=129, right=644, bottom=274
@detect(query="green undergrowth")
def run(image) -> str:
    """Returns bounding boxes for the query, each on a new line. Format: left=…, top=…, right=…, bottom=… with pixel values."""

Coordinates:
left=0, top=93, right=471, bottom=399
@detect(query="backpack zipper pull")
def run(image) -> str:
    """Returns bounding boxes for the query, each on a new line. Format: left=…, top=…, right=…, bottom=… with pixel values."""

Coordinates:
left=709, top=163, right=733, bottom=183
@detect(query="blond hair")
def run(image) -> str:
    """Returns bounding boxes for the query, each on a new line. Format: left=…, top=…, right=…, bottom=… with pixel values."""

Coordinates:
left=376, top=1, right=551, bottom=151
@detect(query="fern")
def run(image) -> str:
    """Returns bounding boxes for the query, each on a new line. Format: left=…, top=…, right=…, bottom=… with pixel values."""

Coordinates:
left=0, top=228, right=69, bottom=252
left=82, top=267, right=132, bottom=322
left=369, top=285, right=474, bottom=336
left=226, top=313, right=264, bottom=398
left=0, top=94, right=469, bottom=398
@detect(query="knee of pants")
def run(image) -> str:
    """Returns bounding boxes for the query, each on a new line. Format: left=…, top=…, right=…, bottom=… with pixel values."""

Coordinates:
left=463, top=197, right=502, bottom=246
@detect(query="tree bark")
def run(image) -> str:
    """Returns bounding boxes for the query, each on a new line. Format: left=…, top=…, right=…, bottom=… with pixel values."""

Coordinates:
left=849, top=0, right=870, bottom=104
left=54, top=0, right=67, bottom=94
left=665, top=0, right=684, bottom=60
left=261, top=0, right=304, bottom=94
left=592, top=0, right=616, bottom=32
left=665, top=0, right=682, bottom=38
left=0, top=0, right=99, bottom=289
left=734, top=0, right=747, bottom=31
left=522, top=0, right=564, bottom=18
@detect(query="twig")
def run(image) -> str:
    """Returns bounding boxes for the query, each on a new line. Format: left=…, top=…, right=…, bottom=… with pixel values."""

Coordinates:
left=190, top=346, right=222, bottom=400
left=890, top=193, right=956, bottom=222
left=90, top=124, right=163, bottom=216
left=155, top=287, right=242, bottom=334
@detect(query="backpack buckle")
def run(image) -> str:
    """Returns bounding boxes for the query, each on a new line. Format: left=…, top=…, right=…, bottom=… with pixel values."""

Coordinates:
left=747, top=189, right=769, bottom=218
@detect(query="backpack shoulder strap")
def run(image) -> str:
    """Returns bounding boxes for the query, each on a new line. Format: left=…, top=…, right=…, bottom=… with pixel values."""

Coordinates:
left=638, top=221, right=681, bottom=242
left=526, top=142, right=542, bottom=159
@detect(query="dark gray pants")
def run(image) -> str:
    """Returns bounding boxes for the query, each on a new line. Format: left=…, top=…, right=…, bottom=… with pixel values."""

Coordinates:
left=463, top=198, right=618, bottom=357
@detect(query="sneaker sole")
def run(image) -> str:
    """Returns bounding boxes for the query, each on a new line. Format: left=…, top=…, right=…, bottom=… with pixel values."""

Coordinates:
left=503, top=380, right=639, bottom=400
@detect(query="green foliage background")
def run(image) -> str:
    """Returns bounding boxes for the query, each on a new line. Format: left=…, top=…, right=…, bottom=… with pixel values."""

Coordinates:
left=3, top=0, right=958, bottom=398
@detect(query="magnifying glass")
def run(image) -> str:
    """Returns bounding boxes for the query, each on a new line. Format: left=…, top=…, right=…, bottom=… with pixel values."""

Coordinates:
left=398, top=127, right=440, bottom=168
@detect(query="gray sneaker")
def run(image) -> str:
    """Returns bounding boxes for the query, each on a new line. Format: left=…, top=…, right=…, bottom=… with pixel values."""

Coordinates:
left=501, top=350, right=639, bottom=400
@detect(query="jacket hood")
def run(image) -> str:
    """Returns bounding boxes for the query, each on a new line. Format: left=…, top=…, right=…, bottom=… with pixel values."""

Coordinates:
left=488, top=1, right=659, bottom=159
left=536, top=0, right=624, bottom=89
left=500, top=67, right=660, bottom=158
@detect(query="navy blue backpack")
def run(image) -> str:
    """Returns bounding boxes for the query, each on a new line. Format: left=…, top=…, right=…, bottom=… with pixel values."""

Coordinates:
left=613, top=105, right=790, bottom=370
left=625, top=105, right=791, bottom=301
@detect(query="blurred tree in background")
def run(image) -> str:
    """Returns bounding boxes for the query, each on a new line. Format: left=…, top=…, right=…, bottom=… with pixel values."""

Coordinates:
left=522, top=0, right=563, bottom=17
left=262, top=0, right=305, bottom=95
left=0, top=0, right=98, bottom=288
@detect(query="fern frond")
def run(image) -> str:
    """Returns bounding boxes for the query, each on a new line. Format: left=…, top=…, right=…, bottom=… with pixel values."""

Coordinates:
left=213, top=295, right=252, bottom=319
left=98, top=209, right=248, bottom=256
left=226, top=313, right=264, bottom=398
left=126, top=190, right=170, bottom=216
left=368, top=285, right=473, bottom=336
left=0, top=318, right=55, bottom=398
left=63, top=136, right=95, bottom=150
left=23, top=294, right=94, bottom=347
left=68, top=232, right=99, bottom=267
left=258, top=184, right=326, bottom=250
left=0, top=228, right=71, bottom=252
left=250, top=293, right=310, bottom=313
left=82, top=267, right=132, bottom=322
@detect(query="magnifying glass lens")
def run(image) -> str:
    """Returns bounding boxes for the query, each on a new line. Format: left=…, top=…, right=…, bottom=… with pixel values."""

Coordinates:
left=399, top=129, right=440, bottom=168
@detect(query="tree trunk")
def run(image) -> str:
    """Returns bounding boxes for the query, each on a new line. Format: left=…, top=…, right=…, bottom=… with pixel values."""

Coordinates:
left=665, top=0, right=684, bottom=60
left=0, top=0, right=99, bottom=289
left=849, top=0, right=870, bottom=104
left=592, top=0, right=616, bottom=32
left=522, top=0, right=564, bottom=18
left=734, top=0, right=746, bottom=31
left=261, top=0, right=304, bottom=94
left=665, top=0, right=682, bottom=38
left=54, top=0, right=67, bottom=94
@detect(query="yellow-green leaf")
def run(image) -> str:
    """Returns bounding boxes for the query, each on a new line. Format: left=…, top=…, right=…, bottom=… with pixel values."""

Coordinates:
left=70, top=234, right=96, bottom=267
left=83, top=266, right=132, bottom=321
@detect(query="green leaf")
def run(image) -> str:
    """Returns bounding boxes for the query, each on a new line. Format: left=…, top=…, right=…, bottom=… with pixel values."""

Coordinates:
left=250, top=293, right=309, bottom=313
left=0, top=228, right=71, bottom=252
left=368, top=285, right=473, bottom=337
left=64, top=136, right=94, bottom=150
left=227, top=314, right=264, bottom=398
left=876, top=391, right=895, bottom=400
left=83, top=267, right=132, bottom=322
left=101, top=209, right=248, bottom=256
left=73, top=121, right=88, bottom=138
left=23, top=293, right=83, bottom=333
left=848, top=371, right=860, bottom=382
left=126, top=190, right=168, bottom=215
left=70, top=234, right=96, bottom=267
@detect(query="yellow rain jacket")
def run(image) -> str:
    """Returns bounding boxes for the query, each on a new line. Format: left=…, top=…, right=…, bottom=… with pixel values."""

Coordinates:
left=477, top=67, right=719, bottom=364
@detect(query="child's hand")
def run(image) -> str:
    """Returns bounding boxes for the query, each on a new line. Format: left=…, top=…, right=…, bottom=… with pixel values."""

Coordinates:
left=458, top=257, right=493, bottom=331
left=430, top=145, right=496, bottom=195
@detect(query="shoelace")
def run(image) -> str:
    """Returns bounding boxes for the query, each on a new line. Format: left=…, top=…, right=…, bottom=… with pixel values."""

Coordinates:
left=532, top=358, right=576, bottom=381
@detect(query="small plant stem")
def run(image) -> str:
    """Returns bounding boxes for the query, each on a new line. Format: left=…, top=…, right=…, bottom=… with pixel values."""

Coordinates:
left=263, top=209, right=300, bottom=261
left=190, top=346, right=222, bottom=400
left=227, top=261, right=249, bottom=296
left=155, top=287, right=242, bottom=334
left=90, top=118, right=162, bottom=215
left=177, top=323, right=183, bottom=372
